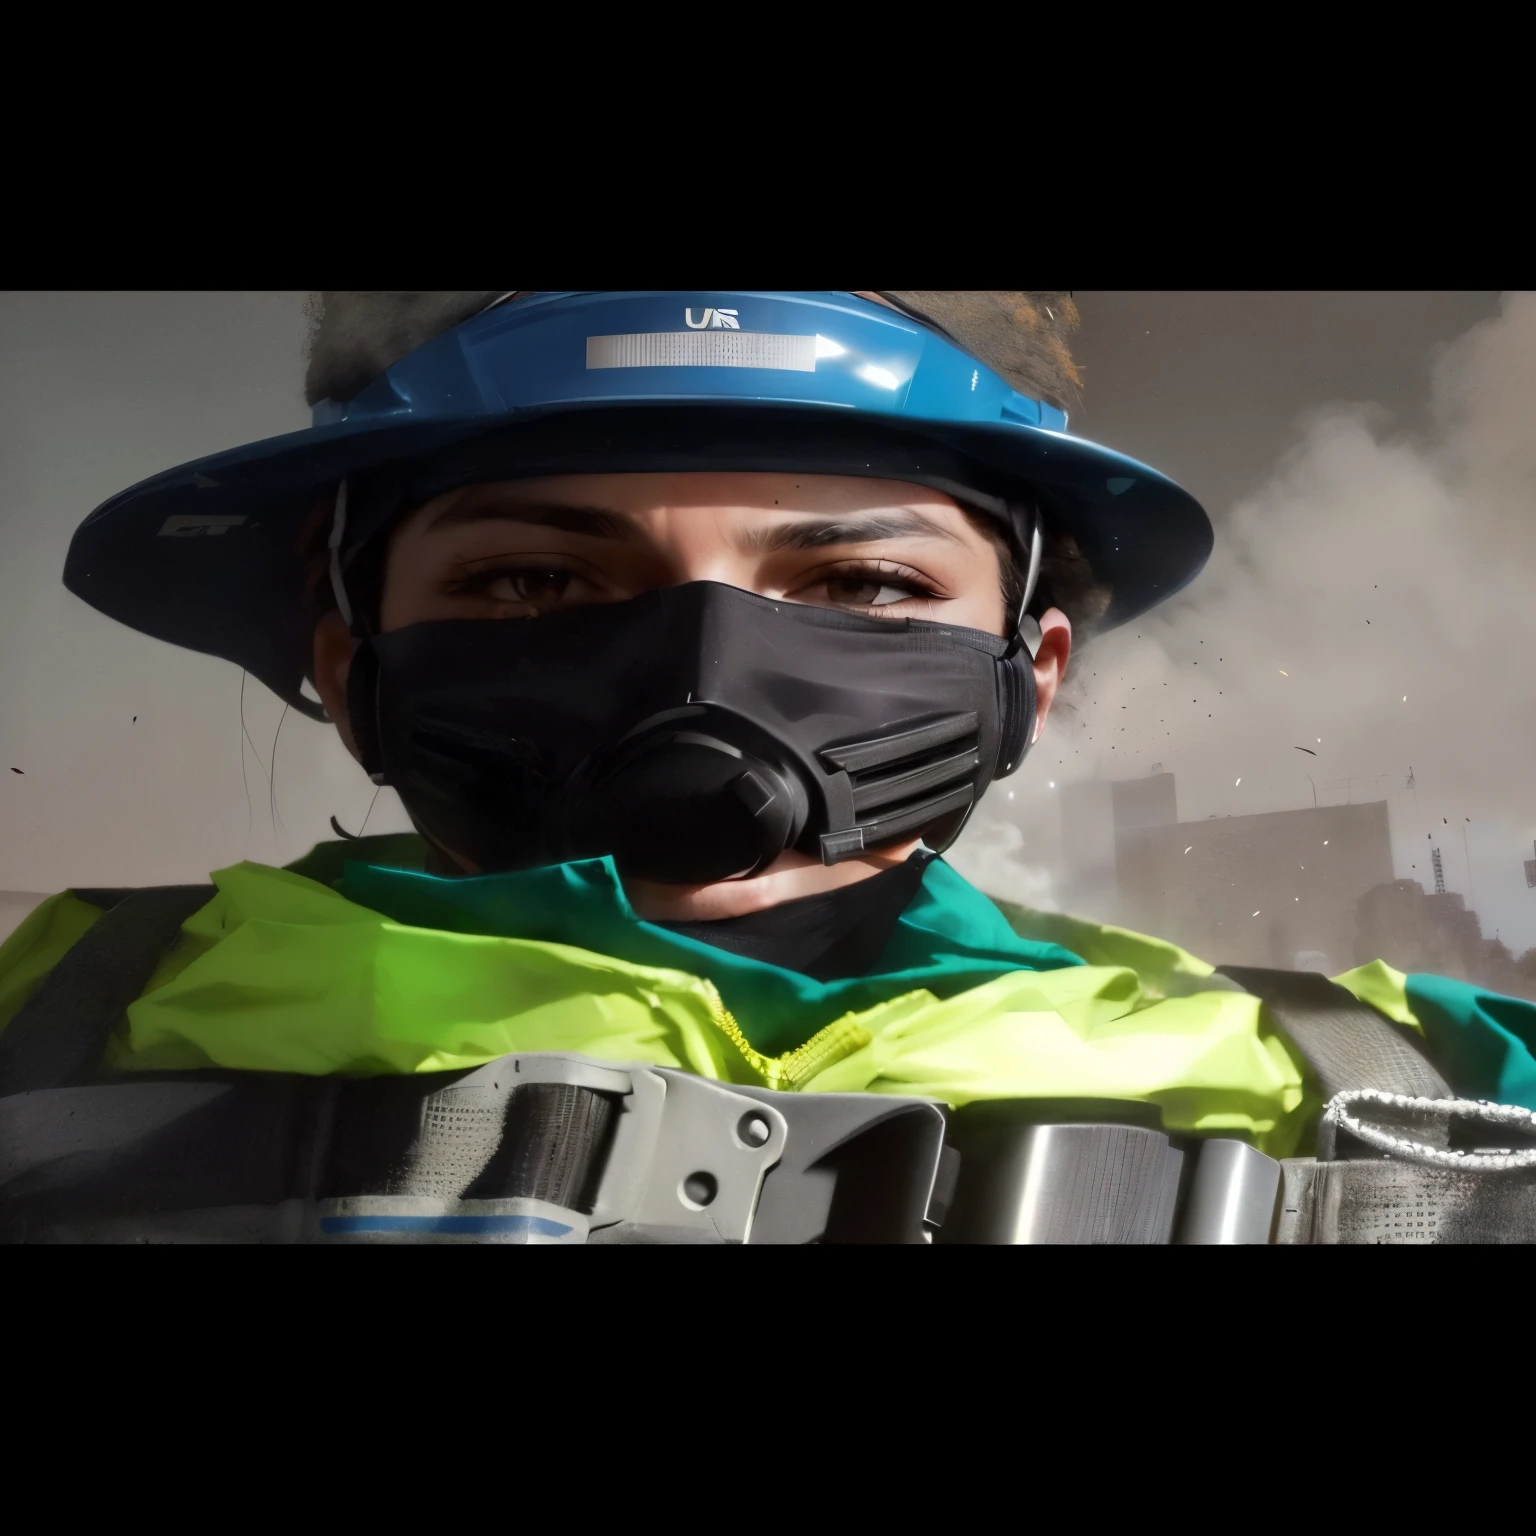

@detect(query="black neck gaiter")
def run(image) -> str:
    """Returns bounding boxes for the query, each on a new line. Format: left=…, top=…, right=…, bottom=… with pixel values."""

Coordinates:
left=656, top=851, right=934, bottom=982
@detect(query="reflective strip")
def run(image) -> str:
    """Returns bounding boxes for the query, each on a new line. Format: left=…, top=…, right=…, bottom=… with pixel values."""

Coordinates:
left=319, top=1213, right=572, bottom=1237
left=586, top=332, right=817, bottom=372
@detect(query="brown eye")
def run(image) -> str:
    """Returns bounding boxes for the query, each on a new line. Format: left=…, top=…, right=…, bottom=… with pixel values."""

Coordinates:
left=485, top=568, right=574, bottom=604
left=823, top=573, right=921, bottom=608
left=827, top=575, right=885, bottom=606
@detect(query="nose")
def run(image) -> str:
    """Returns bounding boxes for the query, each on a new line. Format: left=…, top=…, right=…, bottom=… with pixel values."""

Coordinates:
left=645, top=509, right=763, bottom=597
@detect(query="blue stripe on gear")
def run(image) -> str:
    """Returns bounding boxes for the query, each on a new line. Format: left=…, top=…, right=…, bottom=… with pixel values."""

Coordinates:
left=320, top=1214, right=573, bottom=1237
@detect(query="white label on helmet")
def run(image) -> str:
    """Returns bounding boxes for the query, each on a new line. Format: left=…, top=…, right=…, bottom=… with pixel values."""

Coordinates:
left=586, top=332, right=817, bottom=372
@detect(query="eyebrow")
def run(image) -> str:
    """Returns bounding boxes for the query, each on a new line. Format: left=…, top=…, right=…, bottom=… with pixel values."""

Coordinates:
left=423, top=499, right=964, bottom=552
left=425, top=500, right=645, bottom=541
left=740, top=509, right=964, bottom=553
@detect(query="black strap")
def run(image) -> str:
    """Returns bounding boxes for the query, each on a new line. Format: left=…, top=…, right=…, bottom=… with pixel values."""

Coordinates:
left=0, top=1073, right=620, bottom=1219
left=656, top=851, right=933, bottom=980
left=1216, top=965, right=1451, bottom=1100
left=0, top=885, right=215, bottom=1096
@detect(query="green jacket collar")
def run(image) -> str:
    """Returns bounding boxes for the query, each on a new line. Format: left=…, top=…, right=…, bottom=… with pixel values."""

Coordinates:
left=316, top=838, right=1082, bottom=1056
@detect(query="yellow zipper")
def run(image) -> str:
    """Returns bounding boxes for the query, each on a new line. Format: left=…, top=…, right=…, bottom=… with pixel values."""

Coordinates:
left=702, top=981, right=872, bottom=1091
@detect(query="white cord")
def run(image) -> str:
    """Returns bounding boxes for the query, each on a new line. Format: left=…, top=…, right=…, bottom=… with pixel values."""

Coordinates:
left=1323, top=1088, right=1536, bottom=1171
left=1019, top=516, right=1043, bottom=615
left=328, top=479, right=354, bottom=628
left=476, top=291, right=523, bottom=317
left=1012, top=515, right=1044, bottom=660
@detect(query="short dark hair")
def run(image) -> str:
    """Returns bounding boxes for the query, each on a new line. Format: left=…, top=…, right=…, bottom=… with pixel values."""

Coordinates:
left=957, top=506, right=1113, bottom=643
left=1032, top=526, right=1113, bottom=639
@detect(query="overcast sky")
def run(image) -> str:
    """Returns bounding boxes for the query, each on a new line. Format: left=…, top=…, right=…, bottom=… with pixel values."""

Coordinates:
left=3, top=291, right=1532, bottom=953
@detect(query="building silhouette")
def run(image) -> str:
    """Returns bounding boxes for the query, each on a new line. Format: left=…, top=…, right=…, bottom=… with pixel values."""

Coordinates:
left=1059, top=770, right=1535, bottom=997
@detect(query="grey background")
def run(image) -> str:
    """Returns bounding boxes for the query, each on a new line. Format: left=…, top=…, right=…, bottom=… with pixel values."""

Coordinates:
left=1068, top=292, right=1502, bottom=516
left=3, top=291, right=1532, bottom=954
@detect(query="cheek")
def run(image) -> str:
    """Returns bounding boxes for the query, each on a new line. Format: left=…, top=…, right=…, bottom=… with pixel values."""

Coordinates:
left=974, top=587, right=1009, bottom=637
left=945, top=556, right=1008, bottom=636
left=378, top=569, right=411, bottom=632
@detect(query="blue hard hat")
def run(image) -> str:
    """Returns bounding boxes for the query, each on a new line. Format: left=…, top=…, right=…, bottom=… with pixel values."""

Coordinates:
left=65, top=291, right=1212, bottom=714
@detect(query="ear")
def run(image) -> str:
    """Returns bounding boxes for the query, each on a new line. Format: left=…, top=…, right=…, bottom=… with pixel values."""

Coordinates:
left=313, top=609, right=362, bottom=762
left=1029, top=607, right=1073, bottom=744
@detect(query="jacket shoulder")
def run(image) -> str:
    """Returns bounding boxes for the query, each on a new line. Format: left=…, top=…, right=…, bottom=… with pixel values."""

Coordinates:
left=987, top=897, right=1218, bottom=998
left=0, top=891, right=112, bottom=1037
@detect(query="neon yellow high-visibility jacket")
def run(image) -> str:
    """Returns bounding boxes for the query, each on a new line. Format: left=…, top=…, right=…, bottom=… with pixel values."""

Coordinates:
left=3, top=835, right=1533, bottom=1161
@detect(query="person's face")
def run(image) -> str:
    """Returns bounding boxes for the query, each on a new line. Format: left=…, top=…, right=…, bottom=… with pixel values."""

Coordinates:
left=315, top=471, right=1072, bottom=919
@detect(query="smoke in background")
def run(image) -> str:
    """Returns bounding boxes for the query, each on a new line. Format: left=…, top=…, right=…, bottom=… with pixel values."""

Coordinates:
left=949, top=291, right=1536, bottom=952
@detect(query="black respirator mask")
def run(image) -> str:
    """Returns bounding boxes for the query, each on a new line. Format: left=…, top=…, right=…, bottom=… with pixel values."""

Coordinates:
left=344, top=577, right=1039, bottom=885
